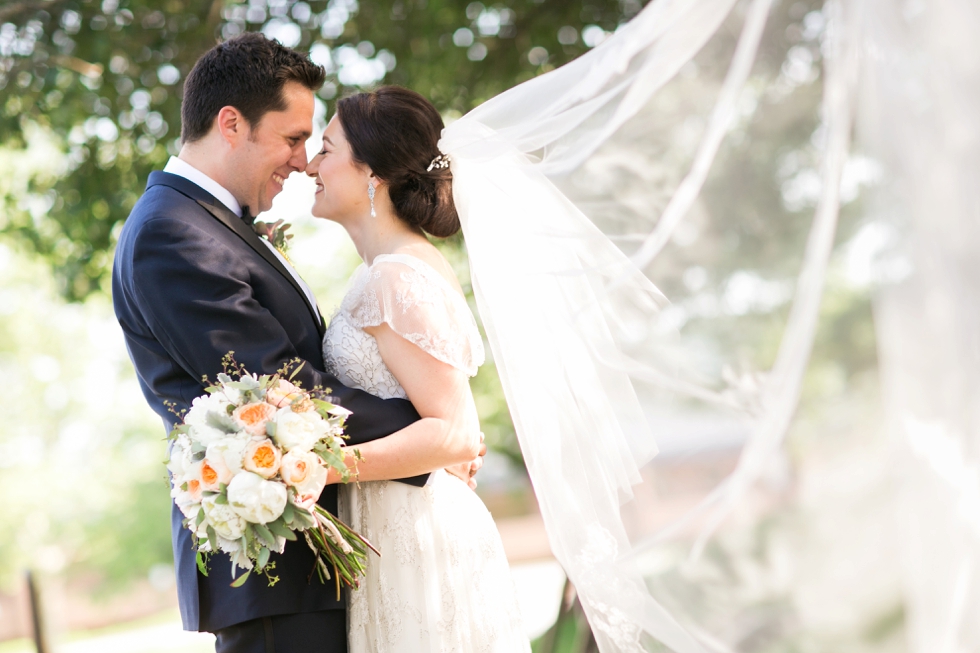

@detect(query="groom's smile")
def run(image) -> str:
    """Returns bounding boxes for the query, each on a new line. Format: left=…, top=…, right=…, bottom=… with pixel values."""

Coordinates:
left=232, top=81, right=315, bottom=215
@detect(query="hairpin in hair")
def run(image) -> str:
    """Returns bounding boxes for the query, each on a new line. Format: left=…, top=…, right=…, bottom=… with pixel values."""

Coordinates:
left=426, top=153, right=451, bottom=172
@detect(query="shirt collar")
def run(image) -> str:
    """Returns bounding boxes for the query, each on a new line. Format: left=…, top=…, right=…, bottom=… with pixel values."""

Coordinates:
left=163, top=156, right=243, bottom=218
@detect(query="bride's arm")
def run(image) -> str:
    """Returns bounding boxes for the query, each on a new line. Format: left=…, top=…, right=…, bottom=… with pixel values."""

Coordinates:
left=325, top=321, right=483, bottom=483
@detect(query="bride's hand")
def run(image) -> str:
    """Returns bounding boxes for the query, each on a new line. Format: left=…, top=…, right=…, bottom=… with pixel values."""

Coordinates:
left=445, top=432, right=487, bottom=490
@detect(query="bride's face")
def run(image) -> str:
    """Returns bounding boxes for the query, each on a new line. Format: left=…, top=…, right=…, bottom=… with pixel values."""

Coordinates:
left=306, top=114, right=373, bottom=224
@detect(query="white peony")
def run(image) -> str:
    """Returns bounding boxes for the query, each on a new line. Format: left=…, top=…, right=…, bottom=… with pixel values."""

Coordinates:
left=206, top=436, right=248, bottom=477
left=227, top=472, right=287, bottom=524
left=273, top=408, right=326, bottom=453
left=185, top=392, right=231, bottom=426
left=202, top=494, right=247, bottom=541
left=188, top=422, right=228, bottom=447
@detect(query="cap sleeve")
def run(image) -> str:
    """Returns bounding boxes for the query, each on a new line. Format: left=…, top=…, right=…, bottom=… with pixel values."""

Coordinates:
left=344, top=257, right=485, bottom=376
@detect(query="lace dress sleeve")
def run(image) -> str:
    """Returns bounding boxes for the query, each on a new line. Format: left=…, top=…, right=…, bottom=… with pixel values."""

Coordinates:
left=345, top=257, right=485, bottom=376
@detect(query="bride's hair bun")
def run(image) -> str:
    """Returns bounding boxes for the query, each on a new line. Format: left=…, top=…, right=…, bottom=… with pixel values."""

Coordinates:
left=336, top=87, right=459, bottom=238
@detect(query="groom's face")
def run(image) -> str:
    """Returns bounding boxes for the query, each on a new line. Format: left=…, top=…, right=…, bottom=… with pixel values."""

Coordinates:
left=232, top=81, right=315, bottom=214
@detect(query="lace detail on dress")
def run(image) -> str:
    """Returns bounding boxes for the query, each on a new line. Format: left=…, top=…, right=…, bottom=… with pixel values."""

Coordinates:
left=344, top=254, right=485, bottom=377
left=323, top=252, right=529, bottom=653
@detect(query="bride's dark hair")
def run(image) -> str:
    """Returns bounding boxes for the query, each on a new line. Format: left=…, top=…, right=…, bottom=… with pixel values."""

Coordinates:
left=336, top=86, right=459, bottom=238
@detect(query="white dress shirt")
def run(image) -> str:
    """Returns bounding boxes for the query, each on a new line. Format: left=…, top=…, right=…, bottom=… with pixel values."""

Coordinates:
left=163, top=157, right=321, bottom=318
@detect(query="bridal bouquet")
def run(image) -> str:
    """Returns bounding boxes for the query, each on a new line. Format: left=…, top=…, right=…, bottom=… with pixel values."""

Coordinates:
left=166, top=354, right=376, bottom=593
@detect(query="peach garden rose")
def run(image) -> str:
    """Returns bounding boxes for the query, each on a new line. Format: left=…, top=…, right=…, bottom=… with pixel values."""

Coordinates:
left=243, top=437, right=282, bottom=479
left=233, top=401, right=278, bottom=437
left=168, top=359, right=366, bottom=588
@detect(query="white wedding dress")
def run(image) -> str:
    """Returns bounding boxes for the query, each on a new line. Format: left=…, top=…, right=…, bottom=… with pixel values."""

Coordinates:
left=322, top=253, right=531, bottom=653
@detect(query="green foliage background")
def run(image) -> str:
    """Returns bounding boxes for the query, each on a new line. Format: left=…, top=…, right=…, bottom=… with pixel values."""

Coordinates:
left=0, top=0, right=635, bottom=299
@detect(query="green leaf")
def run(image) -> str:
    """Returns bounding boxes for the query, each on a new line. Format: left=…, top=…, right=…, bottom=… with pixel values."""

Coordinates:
left=257, top=546, right=271, bottom=571
left=206, top=409, right=239, bottom=433
left=282, top=501, right=295, bottom=525
left=292, top=508, right=315, bottom=531
left=268, top=518, right=297, bottom=541
left=213, top=493, right=228, bottom=505
left=253, top=523, right=277, bottom=548
left=196, top=552, right=209, bottom=577
left=230, top=570, right=251, bottom=588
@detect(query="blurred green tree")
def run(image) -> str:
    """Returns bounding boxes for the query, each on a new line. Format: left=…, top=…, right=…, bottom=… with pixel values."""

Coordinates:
left=0, top=0, right=636, bottom=300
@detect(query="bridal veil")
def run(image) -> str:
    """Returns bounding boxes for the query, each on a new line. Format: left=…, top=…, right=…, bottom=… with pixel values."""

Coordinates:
left=438, top=0, right=980, bottom=650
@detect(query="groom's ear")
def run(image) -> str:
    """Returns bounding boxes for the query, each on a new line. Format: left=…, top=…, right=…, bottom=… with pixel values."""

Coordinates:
left=215, top=105, right=249, bottom=146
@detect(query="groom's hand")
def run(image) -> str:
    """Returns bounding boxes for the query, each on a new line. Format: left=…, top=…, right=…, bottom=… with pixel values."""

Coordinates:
left=446, top=432, right=487, bottom=490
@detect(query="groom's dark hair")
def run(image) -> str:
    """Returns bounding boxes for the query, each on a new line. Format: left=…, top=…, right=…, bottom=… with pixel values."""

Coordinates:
left=180, top=33, right=325, bottom=143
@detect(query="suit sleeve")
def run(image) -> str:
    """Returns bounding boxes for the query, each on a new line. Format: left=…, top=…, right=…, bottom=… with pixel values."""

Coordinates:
left=130, top=216, right=429, bottom=486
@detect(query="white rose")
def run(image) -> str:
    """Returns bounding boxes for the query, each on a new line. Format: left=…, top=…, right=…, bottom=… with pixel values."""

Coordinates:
left=227, top=472, right=287, bottom=524
left=171, top=484, right=200, bottom=521
left=273, top=408, right=326, bottom=453
left=167, top=436, right=192, bottom=478
left=178, top=460, right=205, bottom=503
left=202, top=494, right=247, bottom=541
left=280, top=450, right=328, bottom=497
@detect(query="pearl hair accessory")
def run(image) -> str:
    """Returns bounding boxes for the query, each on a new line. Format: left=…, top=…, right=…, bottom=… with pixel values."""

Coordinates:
left=427, top=153, right=450, bottom=172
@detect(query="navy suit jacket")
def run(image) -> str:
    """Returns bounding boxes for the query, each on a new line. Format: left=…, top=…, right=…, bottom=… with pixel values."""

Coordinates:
left=112, top=171, right=426, bottom=632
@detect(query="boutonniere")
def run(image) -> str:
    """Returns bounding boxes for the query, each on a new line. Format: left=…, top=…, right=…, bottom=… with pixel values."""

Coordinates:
left=253, top=219, right=294, bottom=263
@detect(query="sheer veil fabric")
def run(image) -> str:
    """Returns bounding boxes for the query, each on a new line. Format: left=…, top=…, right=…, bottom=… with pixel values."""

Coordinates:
left=438, top=0, right=980, bottom=650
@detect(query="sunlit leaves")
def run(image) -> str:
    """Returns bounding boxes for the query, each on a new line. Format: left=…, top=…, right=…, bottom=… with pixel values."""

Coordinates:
left=1, top=0, right=634, bottom=300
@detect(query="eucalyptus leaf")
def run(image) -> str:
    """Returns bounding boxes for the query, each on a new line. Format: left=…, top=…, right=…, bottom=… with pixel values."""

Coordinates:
left=230, top=569, right=251, bottom=588
left=206, top=409, right=239, bottom=434
left=253, top=523, right=277, bottom=548
left=257, top=546, right=271, bottom=570
left=268, top=518, right=297, bottom=541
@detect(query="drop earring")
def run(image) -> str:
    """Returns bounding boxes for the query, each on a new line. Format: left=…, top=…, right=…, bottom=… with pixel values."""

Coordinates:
left=368, top=182, right=376, bottom=217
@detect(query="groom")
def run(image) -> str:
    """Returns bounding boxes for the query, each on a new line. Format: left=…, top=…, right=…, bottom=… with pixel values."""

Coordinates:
left=113, top=34, right=477, bottom=652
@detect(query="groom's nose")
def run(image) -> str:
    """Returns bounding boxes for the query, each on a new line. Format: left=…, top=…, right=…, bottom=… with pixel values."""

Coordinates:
left=288, top=143, right=308, bottom=172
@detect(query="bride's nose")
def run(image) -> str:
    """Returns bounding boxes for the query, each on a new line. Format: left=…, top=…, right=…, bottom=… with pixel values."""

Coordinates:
left=305, top=156, right=319, bottom=177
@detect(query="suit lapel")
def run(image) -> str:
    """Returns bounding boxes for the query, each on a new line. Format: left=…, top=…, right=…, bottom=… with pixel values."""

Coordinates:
left=195, top=199, right=326, bottom=339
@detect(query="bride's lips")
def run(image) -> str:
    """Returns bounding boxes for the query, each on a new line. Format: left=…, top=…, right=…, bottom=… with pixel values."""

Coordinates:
left=314, top=178, right=324, bottom=195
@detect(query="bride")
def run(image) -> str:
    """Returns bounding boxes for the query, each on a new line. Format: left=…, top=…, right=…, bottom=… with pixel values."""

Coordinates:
left=306, top=86, right=531, bottom=652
